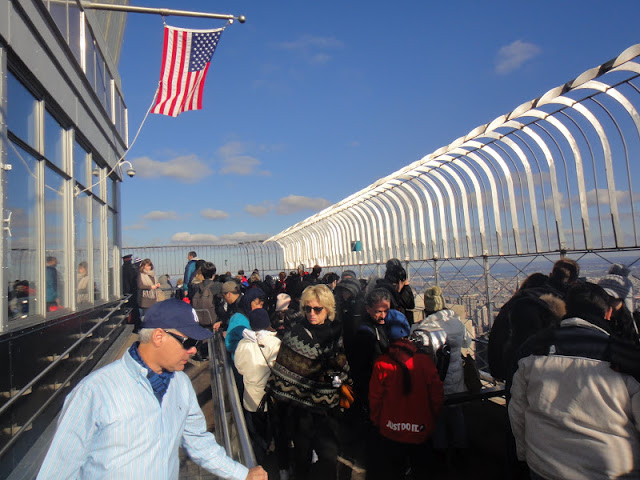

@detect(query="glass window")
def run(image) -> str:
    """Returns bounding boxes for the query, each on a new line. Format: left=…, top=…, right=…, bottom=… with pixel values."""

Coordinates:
left=69, top=2, right=81, bottom=65
left=48, top=0, right=68, bottom=42
left=91, top=160, right=103, bottom=198
left=106, top=74, right=113, bottom=121
left=107, top=176, right=115, bottom=207
left=6, top=142, right=39, bottom=320
left=45, top=167, right=66, bottom=314
left=7, top=72, right=38, bottom=149
left=73, top=141, right=89, bottom=188
left=115, top=90, right=127, bottom=141
left=107, top=210, right=115, bottom=299
left=75, top=193, right=91, bottom=306
left=96, top=55, right=107, bottom=110
left=85, top=25, right=96, bottom=89
left=45, top=110, right=65, bottom=171
left=92, top=199, right=103, bottom=303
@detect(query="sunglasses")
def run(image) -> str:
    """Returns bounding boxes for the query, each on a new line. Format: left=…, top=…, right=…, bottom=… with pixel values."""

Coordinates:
left=303, top=306, right=325, bottom=314
left=164, top=330, right=200, bottom=350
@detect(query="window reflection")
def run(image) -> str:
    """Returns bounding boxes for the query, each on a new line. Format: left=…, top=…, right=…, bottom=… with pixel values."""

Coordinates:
left=45, top=167, right=66, bottom=314
left=45, top=110, right=65, bottom=171
left=107, top=210, right=115, bottom=299
left=92, top=199, right=103, bottom=302
left=48, top=0, right=68, bottom=42
left=7, top=72, right=38, bottom=149
left=74, top=142, right=88, bottom=188
left=7, top=142, right=39, bottom=320
left=85, top=25, right=96, bottom=89
left=74, top=192, right=91, bottom=306
left=68, top=2, right=81, bottom=64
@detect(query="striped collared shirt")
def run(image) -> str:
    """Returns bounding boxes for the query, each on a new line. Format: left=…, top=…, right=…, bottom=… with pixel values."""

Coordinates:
left=37, top=349, right=248, bottom=480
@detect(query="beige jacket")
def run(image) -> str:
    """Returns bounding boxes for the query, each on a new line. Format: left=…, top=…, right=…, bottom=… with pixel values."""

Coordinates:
left=509, top=318, right=640, bottom=479
left=234, top=330, right=281, bottom=412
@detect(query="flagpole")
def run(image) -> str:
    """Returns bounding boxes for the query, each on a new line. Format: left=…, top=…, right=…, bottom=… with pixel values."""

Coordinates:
left=81, top=2, right=246, bottom=23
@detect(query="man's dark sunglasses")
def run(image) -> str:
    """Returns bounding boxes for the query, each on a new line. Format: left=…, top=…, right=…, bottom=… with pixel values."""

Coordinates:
left=303, top=306, right=325, bottom=314
left=164, top=330, right=200, bottom=350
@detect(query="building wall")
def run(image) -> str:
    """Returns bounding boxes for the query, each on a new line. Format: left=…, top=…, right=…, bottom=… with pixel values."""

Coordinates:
left=0, top=0, right=128, bottom=333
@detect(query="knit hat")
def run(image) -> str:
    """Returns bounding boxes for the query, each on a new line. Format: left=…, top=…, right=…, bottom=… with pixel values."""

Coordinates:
left=239, top=288, right=265, bottom=311
left=133, top=257, right=143, bottom=265
left=598, top=265, right=634, bottom=310
left=275, top=293, right=291, bottom=312
left=424, top=285, right=445, bottom=312
left=222, top=281, right=240, bottom=294
left=248, top=308, right=271, bottom=331
left=341, top=269, right=357, bottom=280
left=385, top=309, right=411, bottom=340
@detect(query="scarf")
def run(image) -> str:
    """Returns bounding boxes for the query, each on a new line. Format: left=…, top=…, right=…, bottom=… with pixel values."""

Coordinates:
left=139, top=270, right=156, bottom=287
left=129, top=342, right=174, bottom=404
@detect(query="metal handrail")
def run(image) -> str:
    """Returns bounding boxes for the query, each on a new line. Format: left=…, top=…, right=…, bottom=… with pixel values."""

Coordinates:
left=0, top=298, right=129, bottom=457
left=208, top=332, right=256, bottom=467
left=0, top=298, right=128, bottom=418
left=209, top=335, right=232, bottom=454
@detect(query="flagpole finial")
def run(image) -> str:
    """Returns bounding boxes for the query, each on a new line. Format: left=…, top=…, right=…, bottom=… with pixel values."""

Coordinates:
left=237, top=15, right=246, bottom=23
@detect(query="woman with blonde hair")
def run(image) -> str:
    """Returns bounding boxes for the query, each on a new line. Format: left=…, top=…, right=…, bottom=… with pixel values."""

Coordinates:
left=269, top=284, right=351, bottom=480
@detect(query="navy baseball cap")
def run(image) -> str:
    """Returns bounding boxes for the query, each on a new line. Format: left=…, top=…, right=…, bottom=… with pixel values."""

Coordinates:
left=141, top=298, right=214, bottom=341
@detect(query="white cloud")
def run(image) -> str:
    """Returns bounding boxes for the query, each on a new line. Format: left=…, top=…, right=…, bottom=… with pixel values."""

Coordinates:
left=310, top=53, right=332, bottom=65
left=171, top=232, right=220, bottom=244
left=495, top=40, right=541, bottom=75
left=245, top=203, right=272, bottom=217
left=200, top=208, right=229, bottom=220
left=142, top=210, right=179, bottom=221
left=276, top=195, right=332, bottom=215
left=219, top=232, right=268, bottom=243
left=275, top=35, right=343, bottom=65
left=217, top=142, right=271, bottom=176
left=123, top=223, right=149, bottom=231
left=170, top=231, right=267, bottom=244
left=276, top=35, right=344, bottom=51
left=131, top=155, right=213, bottom=182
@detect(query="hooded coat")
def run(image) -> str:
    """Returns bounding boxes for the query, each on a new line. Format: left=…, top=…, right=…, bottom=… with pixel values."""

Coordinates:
left=234, top=329, right=281, bottom=412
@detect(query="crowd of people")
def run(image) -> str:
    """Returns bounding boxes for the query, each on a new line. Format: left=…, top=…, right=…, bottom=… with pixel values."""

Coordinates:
left=488, top=258, right=640, bottom=479
left=42, top=250, right=640, bottom=479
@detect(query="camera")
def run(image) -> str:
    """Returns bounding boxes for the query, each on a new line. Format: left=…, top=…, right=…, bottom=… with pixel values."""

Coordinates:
left=126, top=168, right=136, bottom=177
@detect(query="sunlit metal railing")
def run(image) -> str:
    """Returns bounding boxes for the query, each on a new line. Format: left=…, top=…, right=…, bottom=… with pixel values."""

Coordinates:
left=208, top=332, right=256, bottom=467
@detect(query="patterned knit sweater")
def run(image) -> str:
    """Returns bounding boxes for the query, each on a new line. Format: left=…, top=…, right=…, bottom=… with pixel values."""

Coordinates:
left=269, top=320, right=351, bottom=411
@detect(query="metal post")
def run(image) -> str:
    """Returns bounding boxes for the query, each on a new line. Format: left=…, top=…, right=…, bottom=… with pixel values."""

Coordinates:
left=484, top=255, right=493, bottom=330
left=81, top=2, right=246, bottom=23
left=433, top=258, right=439, bottom=286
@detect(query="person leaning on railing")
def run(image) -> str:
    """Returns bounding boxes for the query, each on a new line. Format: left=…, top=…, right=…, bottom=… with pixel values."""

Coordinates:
left=36, top=298, right=267, bottom=480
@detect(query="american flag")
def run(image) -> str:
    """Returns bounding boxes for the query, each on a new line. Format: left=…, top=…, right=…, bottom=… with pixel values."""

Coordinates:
left=151, top=25, right=224, bottom=117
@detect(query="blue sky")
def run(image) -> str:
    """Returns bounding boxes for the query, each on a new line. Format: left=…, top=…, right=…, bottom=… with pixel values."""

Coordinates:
left=119, top=0, right=640, bottom=247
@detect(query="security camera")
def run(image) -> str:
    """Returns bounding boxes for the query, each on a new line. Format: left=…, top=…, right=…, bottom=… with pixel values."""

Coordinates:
left=126, top=168, right=136, bottom=178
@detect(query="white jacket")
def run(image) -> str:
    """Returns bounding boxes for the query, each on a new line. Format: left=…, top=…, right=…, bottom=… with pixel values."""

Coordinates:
left=425, top=309, right=471, bottom=395
left=509, top=318, right=640, bottom=480
left=234, top=330, right=281, bottom=412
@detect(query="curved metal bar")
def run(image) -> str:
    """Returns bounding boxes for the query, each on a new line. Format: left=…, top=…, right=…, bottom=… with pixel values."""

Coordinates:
left=383, top=185, right=414, bottom=260
left=406, top=176, right=438, bottom=258
left=369, top=194, right=395, bottom=261
left=395, top=178, right=430, bottom=259
left=432, top=160, right=475, bottom=257
left=358, top=200, right=385, bottom=262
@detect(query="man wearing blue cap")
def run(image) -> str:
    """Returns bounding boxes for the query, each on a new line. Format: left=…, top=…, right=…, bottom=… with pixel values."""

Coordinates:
left=37, top=299, right=267, bottom=480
